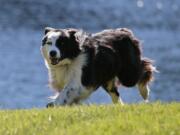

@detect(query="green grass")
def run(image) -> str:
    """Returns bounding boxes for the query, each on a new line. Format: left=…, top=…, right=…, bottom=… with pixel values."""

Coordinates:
left=0, top=102, right=179, bottom=135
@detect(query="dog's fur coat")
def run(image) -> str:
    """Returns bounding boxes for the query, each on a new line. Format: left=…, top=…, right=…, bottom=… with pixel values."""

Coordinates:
left=41, top=27, right=156, bottom=107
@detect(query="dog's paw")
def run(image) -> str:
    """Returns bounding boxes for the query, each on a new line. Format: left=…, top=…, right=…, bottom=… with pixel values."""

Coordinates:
left=46, top=102, right=55, bottom=108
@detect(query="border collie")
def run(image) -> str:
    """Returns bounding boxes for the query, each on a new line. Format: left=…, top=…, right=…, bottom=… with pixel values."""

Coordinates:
left=41, top=27, right=156, bottom=107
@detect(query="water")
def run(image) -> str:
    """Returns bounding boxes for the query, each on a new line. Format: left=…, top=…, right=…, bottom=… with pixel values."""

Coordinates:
left=0, top=0, right=179, bottom=109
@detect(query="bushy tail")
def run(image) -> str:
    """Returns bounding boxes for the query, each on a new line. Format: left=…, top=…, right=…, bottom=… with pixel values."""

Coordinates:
left=139, top=58, right=157, bottom=85
left=137, top=58, right=157, bottom=101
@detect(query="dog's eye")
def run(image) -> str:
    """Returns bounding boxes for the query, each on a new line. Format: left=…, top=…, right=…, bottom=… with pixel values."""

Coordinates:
left=46, top=42, right=52, bottom=45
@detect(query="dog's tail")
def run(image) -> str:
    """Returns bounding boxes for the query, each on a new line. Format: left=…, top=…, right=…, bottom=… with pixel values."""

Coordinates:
left=137, top=58, right=157, bottom=101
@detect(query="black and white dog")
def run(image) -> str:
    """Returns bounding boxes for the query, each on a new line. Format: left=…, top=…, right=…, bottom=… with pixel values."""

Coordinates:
left=41, top=27, right=156, bottom=107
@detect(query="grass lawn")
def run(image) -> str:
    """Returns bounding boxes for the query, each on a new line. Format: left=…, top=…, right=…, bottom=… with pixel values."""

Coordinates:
left=0, top=102, right=179, bottom=135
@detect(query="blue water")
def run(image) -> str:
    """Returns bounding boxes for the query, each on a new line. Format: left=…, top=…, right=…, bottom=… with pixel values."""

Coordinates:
left=0, top=0, right=180, bottom=109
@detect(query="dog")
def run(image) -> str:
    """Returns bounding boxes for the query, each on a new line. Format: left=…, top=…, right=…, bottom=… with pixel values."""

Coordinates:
left=41, top=27, right=156, bottom=107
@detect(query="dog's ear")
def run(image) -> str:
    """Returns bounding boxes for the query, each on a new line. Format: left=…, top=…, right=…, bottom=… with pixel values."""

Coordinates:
left=68, top=29, right=85, bottom=43
left=67, top=28, right=78, bottom=39
left=66, top=29, right=79, bottom=46
left=44, top=27, right=55, bottom=35
left=67, top=29, right=86, bottom=51
left=67, top=29, right=82, bottom=45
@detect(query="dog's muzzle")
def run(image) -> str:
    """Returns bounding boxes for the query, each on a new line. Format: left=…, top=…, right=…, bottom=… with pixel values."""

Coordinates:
left=50, top=58, right=60, bottom=65
left=49, top=50, right=60, bottom=65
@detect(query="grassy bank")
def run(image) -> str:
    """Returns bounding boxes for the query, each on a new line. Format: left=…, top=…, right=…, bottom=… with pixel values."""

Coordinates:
left=0, top=102, right=179, bottom=135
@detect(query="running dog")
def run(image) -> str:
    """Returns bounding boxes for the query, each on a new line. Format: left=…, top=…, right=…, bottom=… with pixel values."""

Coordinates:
left=41, top=27, right=156, bottom=107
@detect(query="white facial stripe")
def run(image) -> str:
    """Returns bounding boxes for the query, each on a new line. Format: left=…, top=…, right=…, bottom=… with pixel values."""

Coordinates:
left=47, top=31, right=61, bottom=58
left=47, top=31, right=61, bottom=42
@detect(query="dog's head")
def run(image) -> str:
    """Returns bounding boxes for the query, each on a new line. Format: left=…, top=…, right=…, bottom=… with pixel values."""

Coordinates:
left=41, top=27, right=82, bottom=66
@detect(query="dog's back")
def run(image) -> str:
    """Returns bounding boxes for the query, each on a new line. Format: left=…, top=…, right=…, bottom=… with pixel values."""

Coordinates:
left=92, top=28, right=143, bottom=87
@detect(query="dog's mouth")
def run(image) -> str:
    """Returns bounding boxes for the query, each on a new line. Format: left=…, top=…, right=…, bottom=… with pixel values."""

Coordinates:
left=50, top=57, right=60, bottom=65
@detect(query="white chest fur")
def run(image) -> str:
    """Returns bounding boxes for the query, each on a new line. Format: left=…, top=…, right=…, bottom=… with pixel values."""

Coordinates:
left=47, top=54, right=86, bottom=91
left=49, top=65, right=70, bottom=90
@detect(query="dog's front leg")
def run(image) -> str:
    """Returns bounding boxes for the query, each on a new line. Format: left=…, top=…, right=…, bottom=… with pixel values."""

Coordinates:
left=47, top=81, right=91, bottom=107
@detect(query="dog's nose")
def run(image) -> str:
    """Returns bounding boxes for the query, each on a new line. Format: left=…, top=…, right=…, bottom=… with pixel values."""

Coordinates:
left=49, top=50, right=57, bottom=57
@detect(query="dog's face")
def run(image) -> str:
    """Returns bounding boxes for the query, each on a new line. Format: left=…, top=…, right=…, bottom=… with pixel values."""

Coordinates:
left=41, top=27, right=81, bottom=66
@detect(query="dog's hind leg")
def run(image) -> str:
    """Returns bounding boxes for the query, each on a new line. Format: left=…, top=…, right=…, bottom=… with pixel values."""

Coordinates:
left=103, top=79, right=124, bottom=105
